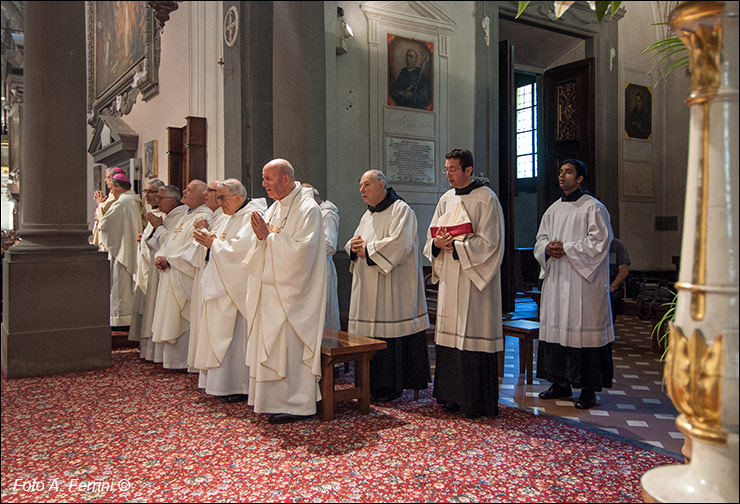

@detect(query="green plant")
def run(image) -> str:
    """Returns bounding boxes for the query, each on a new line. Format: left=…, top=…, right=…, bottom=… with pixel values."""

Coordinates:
left=516, top=1, right=623, bottom=22
left=650, top=290, right=678, bottom=360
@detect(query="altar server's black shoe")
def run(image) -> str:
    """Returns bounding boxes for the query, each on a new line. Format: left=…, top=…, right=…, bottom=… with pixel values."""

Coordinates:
left=224, top=394, right=248, bottom=403
left=574, top=390, right=597, bottom=410
left=267, top=413, right=313, bottom=425
left=538, top=383, right=572, bottom=400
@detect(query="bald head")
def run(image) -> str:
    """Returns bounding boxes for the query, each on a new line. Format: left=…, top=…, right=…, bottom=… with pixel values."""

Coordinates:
left=182, top=179, right=207, bottom=209
left=262, top=158, right=296, bottom=200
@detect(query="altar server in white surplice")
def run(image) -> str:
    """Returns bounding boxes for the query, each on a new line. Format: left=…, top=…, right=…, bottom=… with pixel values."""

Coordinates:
left=534, top=159, right=614, bottom=411
left=302, top=183, right=341, bottom=331
left=151, top=180, right=214, bottom=370
left=244, top=159, right=327, bottom=425
left=192, top=179, right=267, bottom=402
left=129, top=178, right=165, bottom=342
left=184, top=179, right=225, bottom=372
left=346, top=170, right=431, bottom=404
left=98, top=172, right=145, bottom=328
left=139, top=185, right=187, bottom=361
left=424, top=149, right=505, bottom=419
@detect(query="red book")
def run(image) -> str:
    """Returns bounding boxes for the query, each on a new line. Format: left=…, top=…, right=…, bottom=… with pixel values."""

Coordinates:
left=430, top=222, right=474, bottom=238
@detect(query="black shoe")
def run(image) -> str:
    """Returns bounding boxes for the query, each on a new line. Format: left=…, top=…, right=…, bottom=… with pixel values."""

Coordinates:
left=267, top=413, right=313, bottom=425
left=575, top=390, right=597, bottom=410
left=462, top=411, right=481, bottom=419
left=224, top=394, right=248, bottom=403
left=441, top=402, right=460, bottom=413
left=538, top=383, right=573, bottom=400
left=372, top=391, right=402, bottom=403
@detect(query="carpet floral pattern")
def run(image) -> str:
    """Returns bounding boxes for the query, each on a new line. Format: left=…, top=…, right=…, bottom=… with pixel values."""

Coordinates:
left=1, top=349, right=680, bottom=502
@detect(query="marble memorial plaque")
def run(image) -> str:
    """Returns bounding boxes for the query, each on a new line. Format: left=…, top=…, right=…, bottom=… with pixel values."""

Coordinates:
left=385, top=136, right=435, bottom=184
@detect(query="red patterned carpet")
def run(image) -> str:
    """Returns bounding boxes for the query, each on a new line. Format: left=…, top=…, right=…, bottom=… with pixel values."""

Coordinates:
left=1, top=349, right=681, bottom=503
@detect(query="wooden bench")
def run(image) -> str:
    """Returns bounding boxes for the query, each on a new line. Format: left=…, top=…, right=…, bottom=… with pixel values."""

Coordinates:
left=319, top=328, right=387, bottom=421
left=501, top=319, right=540, bottom=384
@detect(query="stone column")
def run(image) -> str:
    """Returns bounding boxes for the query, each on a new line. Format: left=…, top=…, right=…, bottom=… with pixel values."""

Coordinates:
left=1, top=1, right=111, bottom=378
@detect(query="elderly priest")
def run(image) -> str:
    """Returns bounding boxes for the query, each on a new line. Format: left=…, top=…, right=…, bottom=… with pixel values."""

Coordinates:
left=243, top=159, right=327, bottom=425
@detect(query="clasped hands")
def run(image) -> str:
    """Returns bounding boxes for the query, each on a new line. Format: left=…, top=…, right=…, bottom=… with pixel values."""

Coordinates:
left=545, top=240, right=565, bottom=259
left=147, top=212, right=163, bottom=229
left=93, top=190, right=107, bottom=205
left=433, top=228, right=454, bottom=250
left=154, top=256, right=170, bottom=270
left=349, top=236, right=367, bottom=257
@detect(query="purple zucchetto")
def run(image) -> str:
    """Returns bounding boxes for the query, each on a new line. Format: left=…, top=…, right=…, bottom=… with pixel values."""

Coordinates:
left=112, top=172, right=130, bottom=183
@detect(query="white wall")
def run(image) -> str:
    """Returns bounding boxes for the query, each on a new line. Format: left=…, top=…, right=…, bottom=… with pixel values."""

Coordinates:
left=333, top=1, right=476, bottom=247
left=618, top=0, right=689, bottom=271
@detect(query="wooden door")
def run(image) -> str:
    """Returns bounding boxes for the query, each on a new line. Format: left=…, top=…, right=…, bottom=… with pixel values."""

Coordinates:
left=542, top=58, right=595, bottom=212
left=499, top=40, right=516, bottom=314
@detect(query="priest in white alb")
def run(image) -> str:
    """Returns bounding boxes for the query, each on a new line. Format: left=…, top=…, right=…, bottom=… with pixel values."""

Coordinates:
left=97, top=172, right=145, bottom=328
left=129, top=178, right=165, bottom=342
left=151, top=179, right=214, bottom=370
left=184, top=179, right=224, bottom=373
left=534, top=159, right=614, bottom=410
left=346, top=170, right=430, bottom=404
left=424, top=149, right=505, bottom=419
left=91, top=166, right=123, bottom=250
left=192, top=179, right=267, bottom=403
left=243, top=159, right=327, bottom=425
left=139, top=185, right=188, bottom=361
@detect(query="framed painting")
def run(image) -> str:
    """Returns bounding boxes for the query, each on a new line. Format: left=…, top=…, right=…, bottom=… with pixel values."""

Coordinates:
left=387, top=35, right=433, bottom=111
left=624, top=83, right=652, bottom=140
left=86, top=1, right=160, bottom=125
left=144, top=140, right=158, bottom=178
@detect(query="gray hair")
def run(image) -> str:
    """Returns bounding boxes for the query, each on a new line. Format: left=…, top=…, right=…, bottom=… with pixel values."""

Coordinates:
left=366, top=169, right=387, bottom=186
left=219, top=178, right=247, bottom=199
left=145, top=178, right=165, bottom=190
left=160, top=184, right=182, bottom=203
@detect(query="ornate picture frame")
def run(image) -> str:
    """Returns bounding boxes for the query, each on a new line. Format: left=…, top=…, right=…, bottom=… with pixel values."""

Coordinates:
left=144, top=140, right=158, bottom=178
left=86, top=1, right=160, bottom=126
left=387, top=34, right=434, bottom=111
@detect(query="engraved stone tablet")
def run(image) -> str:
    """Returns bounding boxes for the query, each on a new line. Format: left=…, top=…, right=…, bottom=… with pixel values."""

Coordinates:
left=385, top=136, right=435, bottom=184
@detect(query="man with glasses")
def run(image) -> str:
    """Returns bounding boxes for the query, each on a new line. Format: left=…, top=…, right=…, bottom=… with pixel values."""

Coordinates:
left=345, top=169, right=431, bottom=404
left=151, top=180, right=214, bottom=370
left=184, top=179, right=224, bottom=373
left=139, top=185, right=187, bottom=361
left=191, top=179, right=267, bottom=402
left=424, top=149, right=505, bottom=419
left=129, top=178, right=165, bottom=343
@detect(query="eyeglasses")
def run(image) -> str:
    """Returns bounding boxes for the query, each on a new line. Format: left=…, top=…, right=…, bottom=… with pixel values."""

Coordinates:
left=442, top=167, right=461, bottom=175
left=217, top=194, right=237, bottom=201
left=144, top=189, right=159, bottom=194
left=206, top=188, right=217, bottom=192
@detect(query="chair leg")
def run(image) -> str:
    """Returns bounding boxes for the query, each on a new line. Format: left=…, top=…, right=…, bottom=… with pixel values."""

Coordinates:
left=414, top=389, right=419, bottom=400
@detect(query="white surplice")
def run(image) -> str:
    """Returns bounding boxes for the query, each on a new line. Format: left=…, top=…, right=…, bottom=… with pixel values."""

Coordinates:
left=243, top=182, right=327, bottom=415
left=423, top=185, right=505, bottom=353
left=98, top=191, right=145, bottom=327
left=129, top=208, right=164, bottom=342
left=320, top=200, right=341, bottom=330
left=534, top=194, right=614, bottom=348
left=185, top=207, right=228, bottom=371
left=139, top=205, right=189, bottom=361
left=151, top=204, right=214, bottom=369
left=196, top=198, right=267, bottom=396
left=91, top=193, right=115, bottom=250
left=345, top=198, right=429, bottom=338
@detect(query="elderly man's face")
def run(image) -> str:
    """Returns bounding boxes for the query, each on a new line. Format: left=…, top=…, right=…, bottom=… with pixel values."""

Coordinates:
left=262, top=164, right=292, bottom=200
left=217, top=186, right=244, bottom=215
left=181, top=181, right=205, bottom=209
left=205, top=181, right=220, bottom=210
left=359, top=172, right=386, bottom=207
left=405, top=49, right=418, bottom=69
left=157, top=190, right=178, bottom=214
left=104, top=171, right=115, bottom=190
left=143, top=184, right=159, bottom=207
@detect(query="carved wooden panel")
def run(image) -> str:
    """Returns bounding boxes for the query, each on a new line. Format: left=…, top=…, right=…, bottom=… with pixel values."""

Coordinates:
left=556, top=81, right=577, bottom=141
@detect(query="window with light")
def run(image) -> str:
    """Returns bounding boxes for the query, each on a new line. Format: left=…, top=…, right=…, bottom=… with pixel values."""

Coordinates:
left=516, top=83, right=538, bottom=179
